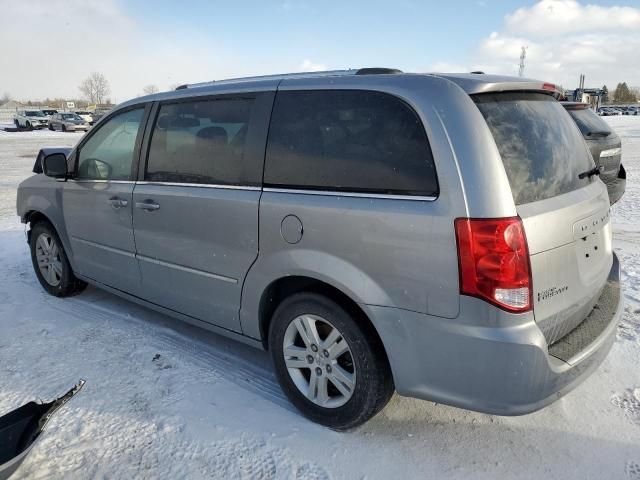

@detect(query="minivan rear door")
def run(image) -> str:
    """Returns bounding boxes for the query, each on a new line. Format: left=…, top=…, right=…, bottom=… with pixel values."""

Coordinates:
left=474, top=93, right=613, bottom=345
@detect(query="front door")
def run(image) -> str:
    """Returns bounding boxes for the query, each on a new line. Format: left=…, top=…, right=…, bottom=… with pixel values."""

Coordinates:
left=63, top=106, right=148, bottom=295
left=132, top=94, right=272, bottom=331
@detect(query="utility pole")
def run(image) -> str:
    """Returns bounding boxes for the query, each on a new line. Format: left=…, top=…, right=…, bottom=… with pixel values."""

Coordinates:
left=518, top=46, right=527, bottom=77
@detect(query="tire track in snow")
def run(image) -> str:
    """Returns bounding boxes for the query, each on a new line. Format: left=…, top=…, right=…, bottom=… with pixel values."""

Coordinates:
left=44, top=292, right=292, bottom=412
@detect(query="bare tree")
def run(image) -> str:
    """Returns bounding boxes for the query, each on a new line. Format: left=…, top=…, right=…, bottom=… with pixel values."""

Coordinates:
left=1, top=92, right=10, bottom=104
left=142, top=84, right=159, bottom=95
left=79, top=72, right=111, bottom=104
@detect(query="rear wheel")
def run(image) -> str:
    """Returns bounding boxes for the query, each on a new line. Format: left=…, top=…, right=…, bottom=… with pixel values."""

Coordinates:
left=48, top=123, right=53, bottom=131
left=14, top=119, right=19, bottom=127
left=269, top=293, right=394, bottom=430
left=26, top=121, right=32, bottom=130
left=29, top=221, right=86, bottom=297
left=61, top=124, right=66, bottom=132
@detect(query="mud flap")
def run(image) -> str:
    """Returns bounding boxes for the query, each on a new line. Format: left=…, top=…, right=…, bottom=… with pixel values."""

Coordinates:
left=0, top=380, right=85, bottom=480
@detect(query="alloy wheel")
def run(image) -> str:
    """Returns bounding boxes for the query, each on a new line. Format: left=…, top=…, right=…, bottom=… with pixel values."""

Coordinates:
left=283, top=314, right=356, bottom=408
left=35, top=233, right=63, bottom=287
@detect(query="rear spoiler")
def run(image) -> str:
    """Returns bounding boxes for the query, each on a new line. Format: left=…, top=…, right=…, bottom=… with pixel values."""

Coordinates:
left=466, top=81, right=564, bottom=100
left=435, top=74, right=564, bottom=100
left=33, top=148, right=72, bottom=174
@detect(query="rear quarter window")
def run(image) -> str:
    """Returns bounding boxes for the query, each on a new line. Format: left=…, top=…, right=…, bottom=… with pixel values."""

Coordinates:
left=474, top=93, right=594, bottom=205
left=264, top=90, right=438, bottom=197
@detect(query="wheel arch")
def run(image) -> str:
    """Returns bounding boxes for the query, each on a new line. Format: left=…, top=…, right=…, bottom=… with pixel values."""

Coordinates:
left=24, top=210, right=52, bottom=240
left=22, top=208, right=75, bottom=269
left=256, top=276, right=392, bottom=373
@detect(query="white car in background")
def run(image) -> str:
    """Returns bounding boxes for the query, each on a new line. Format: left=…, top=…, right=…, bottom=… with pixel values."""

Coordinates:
left=74, top=111, right=95, bottom=125
left=14, top=110, right=50, bottom=129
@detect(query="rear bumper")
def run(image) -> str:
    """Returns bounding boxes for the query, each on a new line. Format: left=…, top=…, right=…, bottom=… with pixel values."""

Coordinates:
left=366, top=252, right=623, bottom=415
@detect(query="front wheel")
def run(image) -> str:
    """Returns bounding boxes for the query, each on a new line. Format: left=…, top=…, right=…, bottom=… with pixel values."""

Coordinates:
left=269, top=293, right=394, bottom=430
left=61, top=124, right=66, bottom=132
left=29, top=221, right=86, bottom=297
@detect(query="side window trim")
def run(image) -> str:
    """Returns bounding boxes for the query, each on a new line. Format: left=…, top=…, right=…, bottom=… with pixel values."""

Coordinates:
left=71, top=103, right=152, bottom=181
left=136, top=101, right=160, bottom=181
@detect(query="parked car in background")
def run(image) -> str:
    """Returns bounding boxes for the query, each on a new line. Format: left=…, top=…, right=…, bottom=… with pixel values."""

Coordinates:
left=41, top=109, right=58, bottom=119
left=48, top=112, right=90, bottom=132
left=562, top=102, right=625, bottom=205
left=14, top=110, right=49, bottom=129
left=74, top=111, right=94, bottom=125
left=18, top=71, right=623, bottom=429
left=89, top=109, right=110, bottom=124
left=623, top=106, right=638, bottom=116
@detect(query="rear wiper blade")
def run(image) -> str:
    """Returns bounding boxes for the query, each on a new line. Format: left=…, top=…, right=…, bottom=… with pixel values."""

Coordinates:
left=586, top=130, right=611, bottom=137
left=578, top=166, right=602, bottom=179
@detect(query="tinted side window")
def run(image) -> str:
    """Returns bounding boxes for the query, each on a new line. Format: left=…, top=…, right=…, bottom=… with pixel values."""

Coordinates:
left=77, top=108, right=145, bottom=180
left=264, top=90, right=438, bottom=196
left=146, top=98, right=254, bottom=185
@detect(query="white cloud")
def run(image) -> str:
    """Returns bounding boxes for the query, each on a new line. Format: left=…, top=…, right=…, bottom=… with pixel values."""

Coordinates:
left=474, top=1, right=640, bottom=88
left=505, top=0, right=640, bottom=36
left=0, top=0, right=267, bottom=102
left=298, top=59, right=328, bottom=72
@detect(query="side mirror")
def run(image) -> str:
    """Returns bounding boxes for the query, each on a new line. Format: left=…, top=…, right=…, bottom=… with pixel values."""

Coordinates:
left=42, top=153, right=68, bottom=179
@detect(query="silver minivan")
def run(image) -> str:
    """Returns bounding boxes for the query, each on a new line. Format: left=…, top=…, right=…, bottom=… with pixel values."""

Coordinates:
left=17, top=70, right=623, bottom=430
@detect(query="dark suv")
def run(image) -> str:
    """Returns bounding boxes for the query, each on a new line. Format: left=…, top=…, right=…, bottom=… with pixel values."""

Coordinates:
left=562, top=102, right=625, bottom=205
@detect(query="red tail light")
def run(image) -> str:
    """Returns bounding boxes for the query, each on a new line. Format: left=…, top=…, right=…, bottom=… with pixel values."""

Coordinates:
left=542, top=82, right=557, bottom=92
left=454, top=217, right=532, bottom=312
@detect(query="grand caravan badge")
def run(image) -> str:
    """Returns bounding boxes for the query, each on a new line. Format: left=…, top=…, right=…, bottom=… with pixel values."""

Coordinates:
left=537, top=285, right=569, bottom=303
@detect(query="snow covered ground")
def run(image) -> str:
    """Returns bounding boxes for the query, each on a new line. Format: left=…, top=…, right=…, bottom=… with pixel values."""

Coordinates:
left=1, top=120, right=640, bottom=480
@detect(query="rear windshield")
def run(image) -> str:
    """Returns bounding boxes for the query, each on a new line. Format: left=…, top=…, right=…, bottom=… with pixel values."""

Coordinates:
left=474, top=93, right=593, bottom=205
left=566, top=107, right=612, bottom=137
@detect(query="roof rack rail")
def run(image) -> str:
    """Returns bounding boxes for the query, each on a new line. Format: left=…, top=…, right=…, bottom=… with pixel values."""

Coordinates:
left=175, top=68, right=403, bottom=90
left=355, top=68, right=403, bottom=75
left=175, top=69, right=364, bottom=90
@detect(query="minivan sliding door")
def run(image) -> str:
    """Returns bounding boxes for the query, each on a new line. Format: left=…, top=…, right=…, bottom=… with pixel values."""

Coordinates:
left=131, top=92, right=274, bottom=332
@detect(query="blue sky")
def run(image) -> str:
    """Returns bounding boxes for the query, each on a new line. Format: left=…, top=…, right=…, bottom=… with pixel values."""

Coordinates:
left=2, top=0, right=639, bottom=101
left=124, top=0, right=520, bottom=70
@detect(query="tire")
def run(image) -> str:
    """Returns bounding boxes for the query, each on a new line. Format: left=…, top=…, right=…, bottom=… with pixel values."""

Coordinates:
left=48, top=123, right=53, bottom=131
left=61, top=124, right=66, bottom=132
left=29, top=221, right=87, bottom=297
left=269, top=293, right=394, bottom=430
left=14, top=119, right=19, bottom=127
left=26, top=121, right=32, bottom=130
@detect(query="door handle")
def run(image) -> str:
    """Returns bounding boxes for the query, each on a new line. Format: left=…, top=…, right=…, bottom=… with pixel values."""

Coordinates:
left=108, top=197, right=128, bottom=209
left=135, top=200, right=160, bottom=211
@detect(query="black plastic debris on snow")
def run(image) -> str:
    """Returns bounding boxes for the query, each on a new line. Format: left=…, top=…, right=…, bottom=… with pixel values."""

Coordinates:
left=0, top=380, right=85, bottom=480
